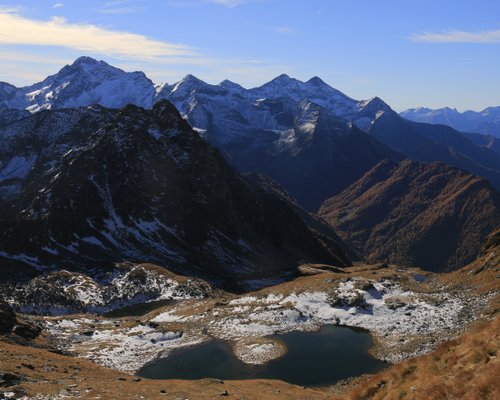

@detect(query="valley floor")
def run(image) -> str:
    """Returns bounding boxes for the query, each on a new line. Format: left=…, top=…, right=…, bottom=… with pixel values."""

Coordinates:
left=40, top=264, right=494, bottom=371
left=1, top=260, right=498, bottom=399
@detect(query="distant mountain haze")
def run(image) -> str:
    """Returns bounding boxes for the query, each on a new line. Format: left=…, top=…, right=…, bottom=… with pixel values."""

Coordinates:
left=401, top=107, right=500, bottom=138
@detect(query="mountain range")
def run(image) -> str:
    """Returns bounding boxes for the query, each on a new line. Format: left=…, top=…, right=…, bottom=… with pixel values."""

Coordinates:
left=150, top=66, right=500, bottom=212
left=1, top=56, right=499, bottom=273
left=2, top=56, right=500, bottom=213
left=401, top=106, right=500, bottom=138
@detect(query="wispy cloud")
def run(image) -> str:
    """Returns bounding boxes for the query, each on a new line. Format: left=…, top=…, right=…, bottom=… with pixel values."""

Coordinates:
left=206, top=0, right=251, bottom=6
left=99, top=7, right=145, bottom=14
left=0, top=5, right=22, bottom=13
left=167, top=0, right=258, bottom=7
left=99, top=0, right=146, bottom=14
left=0, top=10, right=195, bottom=60
left=272, top=26, right=295, bottom=34
left=411, top=29, right=500, bottom=43
left=52, top=3, right=64, bottom=8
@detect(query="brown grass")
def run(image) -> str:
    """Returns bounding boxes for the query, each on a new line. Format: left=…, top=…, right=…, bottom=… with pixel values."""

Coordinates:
left=344, top=316, right=500, bottom=400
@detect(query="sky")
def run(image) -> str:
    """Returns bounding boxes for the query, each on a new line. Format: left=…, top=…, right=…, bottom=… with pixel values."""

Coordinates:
left=0, top=0, right=499, bottom=111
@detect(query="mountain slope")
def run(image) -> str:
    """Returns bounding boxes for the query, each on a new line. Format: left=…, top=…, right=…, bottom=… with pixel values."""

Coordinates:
left=463, top=132, right=500, bottom=155
left=243, top=172, right=361, bottom=262
left=159, top=72, right=500, bottom=208
left=318, top=159, right=500, bottom=271
left=0, top=106, right=29, bottom=127
left=367, top=109, right=500, bottom=191
left=349, top=316, right=499, bottom=400
left=159, top=76, right=402, bottom=211
left=0, top=101, right=351, bottom=289
left=401, top=106, right=500, bottom=138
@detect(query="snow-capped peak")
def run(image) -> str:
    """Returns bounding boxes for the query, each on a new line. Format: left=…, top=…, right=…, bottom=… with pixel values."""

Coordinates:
left=0, top=56, right=156, bottom=112
left=72, top=55, right=101, bottom=66
left=170, top=74, right=219, bottom=95
left=0, top=58, right=401, bottom=137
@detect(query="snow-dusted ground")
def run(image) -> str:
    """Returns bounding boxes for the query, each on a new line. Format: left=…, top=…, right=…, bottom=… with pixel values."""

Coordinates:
left=5, top=265, right=212, bottom=315
left=44, top=275, right=491, bottom=372
left=233, top=338, right=287, bottom=365
left=45, top=318, right=203, bottom=372
left=205, top=279, right=477, bottom=362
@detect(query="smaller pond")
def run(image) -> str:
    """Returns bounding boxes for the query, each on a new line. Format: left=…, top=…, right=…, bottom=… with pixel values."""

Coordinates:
left=413, top=274, right=428, bottom=283
left=103, top=299, right=177, bottom=318
left=137, top=325, right=387, bottom=387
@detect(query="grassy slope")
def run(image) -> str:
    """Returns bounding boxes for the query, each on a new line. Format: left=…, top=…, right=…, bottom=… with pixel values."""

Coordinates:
left=345, top=317, right=499, bottom=400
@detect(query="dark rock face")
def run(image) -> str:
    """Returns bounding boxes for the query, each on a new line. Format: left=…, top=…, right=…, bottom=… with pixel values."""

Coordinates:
left=0, top=101, right=351, bottom=290
left=0, top=300, right=16, bottom=334
left=0, top=106, right=29, bottom=127
left=13, top=321, right=41, bottom=339
left=319, top=159, right=500, bottom=271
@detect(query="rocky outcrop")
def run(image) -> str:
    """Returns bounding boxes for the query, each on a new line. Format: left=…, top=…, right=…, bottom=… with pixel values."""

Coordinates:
left=0, top=300, right=16, bottom=334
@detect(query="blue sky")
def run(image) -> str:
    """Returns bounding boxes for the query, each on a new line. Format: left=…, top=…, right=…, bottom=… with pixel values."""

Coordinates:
left=0, top=0, right=499, bottom=111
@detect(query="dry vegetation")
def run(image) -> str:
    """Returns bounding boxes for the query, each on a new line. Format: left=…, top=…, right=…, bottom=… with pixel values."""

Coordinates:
left=343, top=316, right=499, bottom=400
left=319, top=159, right=500, bottom=271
